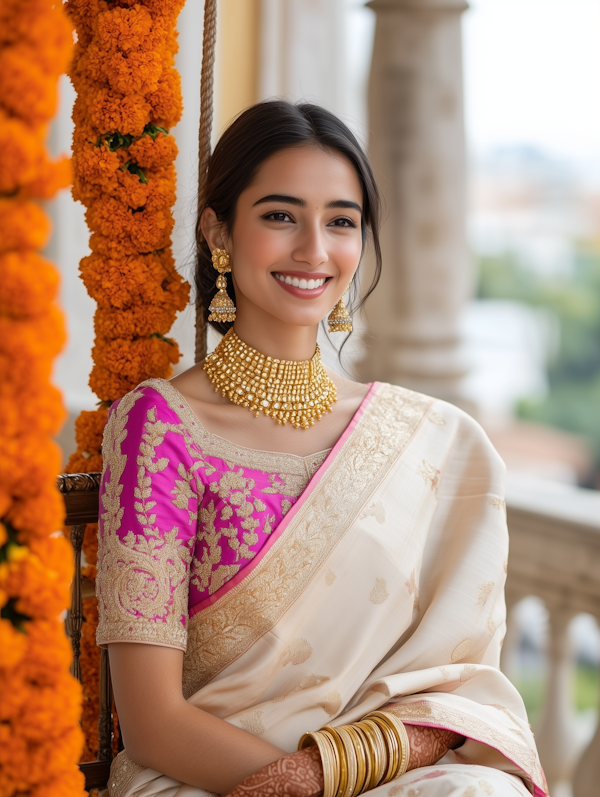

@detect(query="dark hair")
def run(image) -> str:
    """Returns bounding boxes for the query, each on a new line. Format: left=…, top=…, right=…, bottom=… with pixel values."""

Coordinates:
left=195, top=100, right=382, bottom=340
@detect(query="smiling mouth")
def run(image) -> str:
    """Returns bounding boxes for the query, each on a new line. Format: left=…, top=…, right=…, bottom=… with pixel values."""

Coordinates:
left=273, top=273, right=329, bottom=291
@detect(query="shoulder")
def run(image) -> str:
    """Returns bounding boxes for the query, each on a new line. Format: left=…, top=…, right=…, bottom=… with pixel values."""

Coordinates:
left=108, top=379, right=184, bottom=428
left=375, top=382, right=504, bottom=478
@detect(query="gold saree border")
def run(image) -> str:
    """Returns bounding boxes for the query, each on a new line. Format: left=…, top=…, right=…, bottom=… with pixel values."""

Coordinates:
left=181, top=383, right=433, bottom=698
left=386, top=700, right=546, bottom=795
left=108, top=750, right=145, bottom=797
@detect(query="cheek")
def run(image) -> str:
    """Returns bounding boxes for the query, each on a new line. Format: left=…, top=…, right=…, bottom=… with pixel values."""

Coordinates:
left=331, top=233, right=363, bottom=270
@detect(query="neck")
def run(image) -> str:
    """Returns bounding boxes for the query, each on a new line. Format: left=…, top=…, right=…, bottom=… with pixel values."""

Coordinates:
left=232, top=312, right=319, bottom=362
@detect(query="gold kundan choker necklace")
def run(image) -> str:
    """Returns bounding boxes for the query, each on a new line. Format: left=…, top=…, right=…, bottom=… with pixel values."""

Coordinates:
left=203, top=328, right=337, bottom=429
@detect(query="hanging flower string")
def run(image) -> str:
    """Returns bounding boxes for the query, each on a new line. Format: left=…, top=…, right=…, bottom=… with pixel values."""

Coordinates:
left=65, top=0, right=189, bottom=759
left=0, top=1, right=86, bottom=795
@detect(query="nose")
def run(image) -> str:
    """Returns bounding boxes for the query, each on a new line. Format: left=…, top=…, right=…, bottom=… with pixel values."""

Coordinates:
left=291, top=221, right=328, bottom=268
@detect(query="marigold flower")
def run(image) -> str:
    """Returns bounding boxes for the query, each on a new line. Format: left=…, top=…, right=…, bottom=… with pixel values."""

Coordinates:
left=147, top=67, right=183, bottom=129
left=0, top=201, right=51, bottom=255
left=0, top=250, right=60, bottom=318
left=128, top=131, right=177, bottom=169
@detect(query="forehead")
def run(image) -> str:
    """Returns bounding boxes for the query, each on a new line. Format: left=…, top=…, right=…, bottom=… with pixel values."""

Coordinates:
left=245, top=145, right=363, bottom=202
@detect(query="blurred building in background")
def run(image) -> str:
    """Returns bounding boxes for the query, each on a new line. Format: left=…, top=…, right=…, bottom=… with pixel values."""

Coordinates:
left=47, top=1, right=600, bottom=794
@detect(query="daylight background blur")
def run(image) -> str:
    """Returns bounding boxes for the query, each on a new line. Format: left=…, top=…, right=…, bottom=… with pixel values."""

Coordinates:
left=48, top=1, right=600, bottom=793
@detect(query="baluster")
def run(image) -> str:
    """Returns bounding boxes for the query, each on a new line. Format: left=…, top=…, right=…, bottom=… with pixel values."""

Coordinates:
left=69, top=523, right=86, bottom=683
left=535, top=606, right=579, bottom=792
left=572, top=615, right=600, bottom=797
left=500, top=595, right=521, bottom=678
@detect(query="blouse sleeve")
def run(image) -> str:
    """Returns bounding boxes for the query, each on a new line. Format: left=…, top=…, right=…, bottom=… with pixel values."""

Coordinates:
left=96, top=386, right=200, bottom=650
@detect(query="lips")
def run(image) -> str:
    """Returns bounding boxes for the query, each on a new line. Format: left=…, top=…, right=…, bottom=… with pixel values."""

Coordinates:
left=271, top=271, right=332, bottom=300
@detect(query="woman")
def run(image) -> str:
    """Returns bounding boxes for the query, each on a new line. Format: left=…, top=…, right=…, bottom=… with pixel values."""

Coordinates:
left=96, top=101, right=546, bottom=797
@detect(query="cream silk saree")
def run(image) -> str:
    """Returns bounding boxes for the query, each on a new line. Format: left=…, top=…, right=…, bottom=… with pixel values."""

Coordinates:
left=100, top=382, right=546, bottom=797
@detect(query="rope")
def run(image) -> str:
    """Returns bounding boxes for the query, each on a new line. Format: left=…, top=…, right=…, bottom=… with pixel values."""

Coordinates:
left=195, top=0, right=218, bottom=364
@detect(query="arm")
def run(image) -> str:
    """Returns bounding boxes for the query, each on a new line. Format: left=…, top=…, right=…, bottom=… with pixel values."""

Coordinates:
left=109, top=642, right=286, bottom=794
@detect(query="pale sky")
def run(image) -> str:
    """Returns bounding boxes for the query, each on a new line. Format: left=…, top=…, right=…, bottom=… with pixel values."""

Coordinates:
left=463, top=0, right=600, bottom=161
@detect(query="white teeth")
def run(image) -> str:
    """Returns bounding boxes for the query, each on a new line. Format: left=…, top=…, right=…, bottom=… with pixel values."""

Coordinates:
left=275, top=274, right=327, bottom=289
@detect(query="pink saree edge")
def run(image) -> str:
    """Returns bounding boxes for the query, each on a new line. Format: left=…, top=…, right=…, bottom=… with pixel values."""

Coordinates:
left=188, top=381, right=380, bottom=618
left=401, top=721, right=548, bottom=797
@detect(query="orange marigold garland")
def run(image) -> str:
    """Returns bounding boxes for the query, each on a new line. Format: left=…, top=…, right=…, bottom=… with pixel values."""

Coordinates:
left=0, top=1, right=86, bottom=795
left=65, top=0, right=190, bottom=758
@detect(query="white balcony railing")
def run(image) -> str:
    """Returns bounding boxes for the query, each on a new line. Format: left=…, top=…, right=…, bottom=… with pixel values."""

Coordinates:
left=504, top=474, right=600, bottom=797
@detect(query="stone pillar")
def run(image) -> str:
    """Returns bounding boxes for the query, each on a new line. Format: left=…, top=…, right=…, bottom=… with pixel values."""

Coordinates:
left=357, top=0, right=471, bottom=402
left=535, top=607, right=579, bottom=793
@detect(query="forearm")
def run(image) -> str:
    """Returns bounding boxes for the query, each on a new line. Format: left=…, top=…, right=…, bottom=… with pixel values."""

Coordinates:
left=109, top=643, right=284, bottom=794
left=127, top=699, right=285, bottom=793
left=405, top=724, right=465, bottom=771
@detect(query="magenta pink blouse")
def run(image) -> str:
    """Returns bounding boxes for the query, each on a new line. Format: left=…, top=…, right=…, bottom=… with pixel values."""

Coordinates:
left=96, top=378, right=331, bottom=650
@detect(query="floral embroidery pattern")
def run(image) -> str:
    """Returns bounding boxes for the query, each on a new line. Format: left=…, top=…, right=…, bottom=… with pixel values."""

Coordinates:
left=97, top=384, right=326, bottom=648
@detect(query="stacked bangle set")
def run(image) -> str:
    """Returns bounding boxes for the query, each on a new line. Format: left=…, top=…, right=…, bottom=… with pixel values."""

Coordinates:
left=298, top=711, right=410, bottom=797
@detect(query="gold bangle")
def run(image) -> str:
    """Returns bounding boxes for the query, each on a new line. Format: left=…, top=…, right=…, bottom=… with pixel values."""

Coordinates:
left=336, top=726, right=359, bottom=797
left=345, top=724, right=368, bottom=796
left=367, top=714, right=398, bottom=784
left=320, top=729, right=342, bottom=797
left=322, top=726, right=348, bottom=797
left=357, top=719, right=387, bottom=788
left=352, top=723, right=373, bottom=793
left=379, top=712, right=411, bottom=778
left=298, top=731, right=336, bottom=797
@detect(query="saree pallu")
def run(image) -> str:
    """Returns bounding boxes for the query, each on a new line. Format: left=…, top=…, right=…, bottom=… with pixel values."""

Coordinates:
left=99, top=382, right=546, bottom=797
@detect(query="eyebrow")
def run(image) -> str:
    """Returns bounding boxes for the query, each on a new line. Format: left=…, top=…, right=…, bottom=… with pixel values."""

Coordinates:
left=253, top=194, right=362, bottom=213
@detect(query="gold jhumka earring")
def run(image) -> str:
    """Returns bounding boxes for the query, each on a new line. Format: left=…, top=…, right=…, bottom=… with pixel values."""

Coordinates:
left=207, top=247, right=236, bottom=322
left=327, top=290, right=352, bottom=333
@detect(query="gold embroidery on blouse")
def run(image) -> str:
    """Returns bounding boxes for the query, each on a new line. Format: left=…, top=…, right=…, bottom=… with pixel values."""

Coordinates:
left=108, top=750, right=144, bottom=797
left=385, top=700, right=545, bottom=792
left=325, top=569, right=336, bottom=585
left=488, top=615, right=497, bottom=637
left=451, top=639, right=473, bottom=663
left=460, top=664, right=478, bottom=682
left=440, top=666, right=451, bottom=681
left=428, top=411, right=446, bottom=425
left=417, top=459, right=440, bottom=496
left=318, top=690, right=343, bottom=716
left=140, top=378, right=331, bottom=478
left=479, top=781, right=494, bottom=796
left=283, top=638, right=313, bottom=665
left=405, top=569, right=420, bottom=611
left=477, top=581, right=495, bottom=606
left=96, top=392, right=193, bottom=650
left=181, top=384, right=433, bottom=698
left=271, top=674, right=331, bottom=702
left=370, top=578, right=390, bottom=604
left=463, top=788, right=476, bottom=797
left=239, top=709, right=265, bottom=736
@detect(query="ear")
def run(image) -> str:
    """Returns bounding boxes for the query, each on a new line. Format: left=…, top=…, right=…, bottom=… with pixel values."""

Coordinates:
left=200, top=207, right=228, bottom=252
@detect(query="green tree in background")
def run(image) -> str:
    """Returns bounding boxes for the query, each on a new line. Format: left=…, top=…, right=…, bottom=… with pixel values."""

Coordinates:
left=477, top=244, right=600, bottom=477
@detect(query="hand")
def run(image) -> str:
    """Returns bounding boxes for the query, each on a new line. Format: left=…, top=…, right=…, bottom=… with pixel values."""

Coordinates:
left=225, top=746, right=324, bottom=797
left=405, top=724, right=465, bottom=771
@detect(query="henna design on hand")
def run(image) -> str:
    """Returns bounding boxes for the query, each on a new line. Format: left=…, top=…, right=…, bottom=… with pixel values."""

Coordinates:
left=405, top=725, right=465, bottom=772
left=226, top=746, right=324, bottom=797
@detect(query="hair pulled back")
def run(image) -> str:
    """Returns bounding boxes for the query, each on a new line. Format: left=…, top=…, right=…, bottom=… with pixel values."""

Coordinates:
left=195, top=100, right=382, bottom=337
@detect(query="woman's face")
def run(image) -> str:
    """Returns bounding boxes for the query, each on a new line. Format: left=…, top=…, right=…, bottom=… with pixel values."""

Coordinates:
left=210, top=145, right=364, bottom=331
